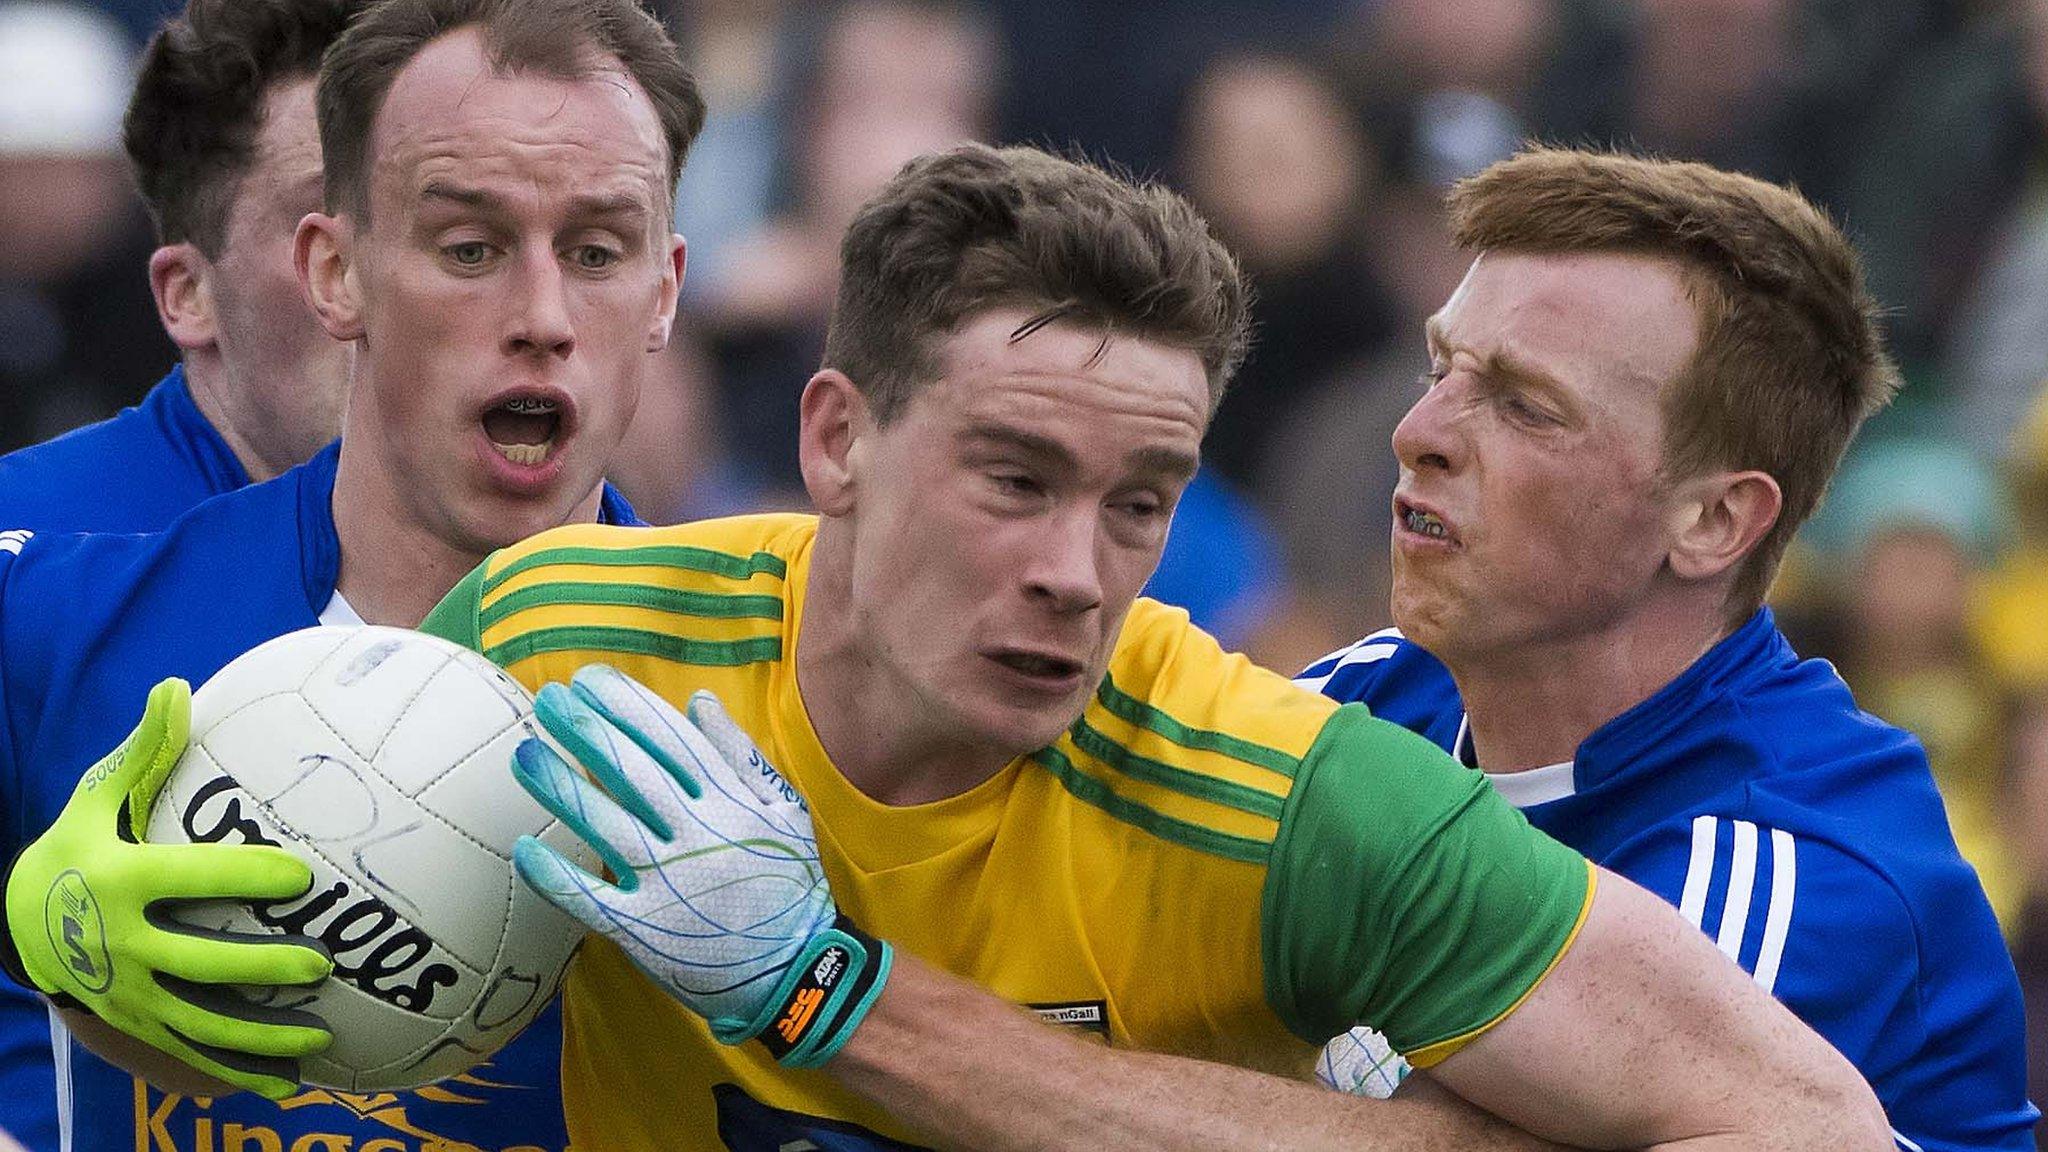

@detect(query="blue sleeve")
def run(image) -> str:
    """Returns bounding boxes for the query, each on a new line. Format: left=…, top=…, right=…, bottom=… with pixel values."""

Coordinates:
left=1294, top=627, right=1405, bottom=701
left=1602, top=816, right=2036, bottom=1152
left=0, top=534, right=59, bottom=1152
left=0, top=981, right=53, bottom=1152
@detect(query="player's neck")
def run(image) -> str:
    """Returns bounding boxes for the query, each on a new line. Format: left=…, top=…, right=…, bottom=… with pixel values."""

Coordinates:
left=1445, top=604, right=1732, bottom=773
left=328, top=446, right=487, bottom=628
left=181, top=353, right=293, bottom=482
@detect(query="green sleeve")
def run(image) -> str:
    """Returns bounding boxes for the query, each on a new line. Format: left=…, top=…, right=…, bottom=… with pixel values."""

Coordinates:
left=418, top=559, right=489, bottom=654
left=1261, top=703, right=1592, bottom=1060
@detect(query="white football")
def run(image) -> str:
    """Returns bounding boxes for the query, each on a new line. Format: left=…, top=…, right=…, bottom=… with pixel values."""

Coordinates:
left=144, top=624, right=594, bottom=1090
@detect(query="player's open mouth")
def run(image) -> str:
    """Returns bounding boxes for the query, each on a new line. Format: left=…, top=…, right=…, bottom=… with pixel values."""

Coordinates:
left=482, top=395, right=564, bottom=465
left=991, top=650, right=1084, bottom=682
left=1403, top=507, right=1449, bottom=539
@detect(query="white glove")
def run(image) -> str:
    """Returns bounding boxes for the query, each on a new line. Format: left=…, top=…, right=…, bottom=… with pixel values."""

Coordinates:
left=510, top=665, right=889, bottom=1067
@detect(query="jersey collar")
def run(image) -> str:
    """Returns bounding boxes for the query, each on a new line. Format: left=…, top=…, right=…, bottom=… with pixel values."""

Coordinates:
left=157, top=365, right=253, bottom=495
left=1570, top=607, right=1790, bottom=792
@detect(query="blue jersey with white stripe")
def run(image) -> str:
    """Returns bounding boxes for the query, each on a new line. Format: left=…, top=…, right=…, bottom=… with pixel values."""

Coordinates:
left=0, top=444, right=634, bottom=1152
left=0, top=365, right=252, bottom=1150
left=1302, top=609, right=2036, bottom=1150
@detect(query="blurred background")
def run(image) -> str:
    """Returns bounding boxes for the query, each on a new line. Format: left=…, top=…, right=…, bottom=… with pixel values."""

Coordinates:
left=6, top=0, right=2048, bottom=1113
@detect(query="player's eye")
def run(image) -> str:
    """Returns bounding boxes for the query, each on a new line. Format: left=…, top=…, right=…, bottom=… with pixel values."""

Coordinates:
left=1115, top=494, right=1164, bottom=520
left=569, top=245, right=620, bottom=272
left=445, top=241, right=492, bottom=268
left=1501, top=393, right=1560, bottom=427
left=1416, top=364, right=1448, bottom=390
left=991, top=472, right=1043, bottom=498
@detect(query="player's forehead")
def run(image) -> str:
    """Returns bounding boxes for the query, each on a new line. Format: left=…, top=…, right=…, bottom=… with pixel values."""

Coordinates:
left=226, top=78, right=325, bottom=236
left=1429, top=249, right=1697, bottom=403
left=367, top=27, right=668, bottom=223
left=926, top=308, right=1210, bottom=443
left=249, top=77, right=323, bottom=188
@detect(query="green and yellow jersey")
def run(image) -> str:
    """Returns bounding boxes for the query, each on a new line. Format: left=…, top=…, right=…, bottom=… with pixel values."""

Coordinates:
left=424, top=514, right=1594, bottom=1150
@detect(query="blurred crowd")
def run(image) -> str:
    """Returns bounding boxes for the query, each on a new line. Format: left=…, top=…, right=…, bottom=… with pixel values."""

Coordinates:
left=6, top=0, right=2048, bottom=1116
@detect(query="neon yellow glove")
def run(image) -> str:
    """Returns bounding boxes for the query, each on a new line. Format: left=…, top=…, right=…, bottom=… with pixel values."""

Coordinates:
left=1, top=678, right=334, bottom=1098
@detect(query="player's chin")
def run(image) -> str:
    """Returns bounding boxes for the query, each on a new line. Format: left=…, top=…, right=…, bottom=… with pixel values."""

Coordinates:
left=967, top=692, right=1092, bottom=759
left=466, top=484, right=592, bottom=551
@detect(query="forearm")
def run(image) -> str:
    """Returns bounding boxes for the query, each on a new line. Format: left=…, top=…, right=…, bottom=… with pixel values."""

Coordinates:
left=1427, top=871, right=1891, bottom=1151
left=828, top=954, right=1569, bottom=1152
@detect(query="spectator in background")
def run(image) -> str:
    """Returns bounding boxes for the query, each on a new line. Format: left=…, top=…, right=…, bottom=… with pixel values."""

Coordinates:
left=1621, top=0, right=1807, bottom=184
left=983, top=0, right=1343, bottom=180
left=660, top=0, right=800, bottom=298
left=1937, top=0, right=2048, bottom=456
left=1801, top=436, right=2029, bottom=934
left=1974, top=384, right=2048, bottom=696
left=0, top=1, right=169, bottom=450
left=694, top=0, right=997, bottom=500
left=1175, top=49, right=1396, bottom=489
left=1957, top=387, right=2048, bottom=1139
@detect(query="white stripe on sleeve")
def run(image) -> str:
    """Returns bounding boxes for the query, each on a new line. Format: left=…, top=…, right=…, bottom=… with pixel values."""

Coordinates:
left=1714, top=819, right=1760, bottom=961
left=1677, top=814, right=1718, bottom=929
left=1294, top=630, right=1404, bottom=693
left=49, top=1001, right=72, bottom=1152
left=1752, top=828, right=1798, bottom=994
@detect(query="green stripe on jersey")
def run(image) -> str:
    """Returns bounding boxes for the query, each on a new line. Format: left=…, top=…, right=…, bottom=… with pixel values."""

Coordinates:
left=482, top=544, right=788, bottom=596
left=485, top=625, right=782, bottom=669
left=1030, top=746, right=1270, bottom=864
left=1067, top=719, right=1286, bottom=820
left=1094, top=675, right=1299, bottom=778
left=480, top=581, right=785, bottom=629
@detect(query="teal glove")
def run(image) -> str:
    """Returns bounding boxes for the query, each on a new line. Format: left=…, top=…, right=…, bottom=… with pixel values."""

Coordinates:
left=512, top=665, right=890, bottom=1068
left=1, top=678, right=334, bottom=1098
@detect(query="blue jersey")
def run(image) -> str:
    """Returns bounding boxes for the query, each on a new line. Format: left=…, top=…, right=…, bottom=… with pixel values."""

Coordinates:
left=0, top=443, right=634, bottom=1152
left=1302, top=609, right=2037, bottom=1151
left=0, top=364, right=251, bottom=1150
left=0, top=368, right=251, bottom=534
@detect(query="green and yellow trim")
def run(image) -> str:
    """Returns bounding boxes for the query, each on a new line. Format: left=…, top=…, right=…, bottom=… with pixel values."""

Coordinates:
left=1404, top=862, right=1601, bottom=1068
left=1028, top=677, right=1307, bottom=862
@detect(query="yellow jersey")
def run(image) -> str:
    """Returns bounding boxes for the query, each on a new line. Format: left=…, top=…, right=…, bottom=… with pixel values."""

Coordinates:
left=424, top=514, right=1592, bottom=1150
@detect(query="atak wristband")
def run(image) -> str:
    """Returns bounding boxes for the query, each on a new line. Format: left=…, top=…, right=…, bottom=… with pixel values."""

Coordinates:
left=740, top=915, right=892, bottom=1069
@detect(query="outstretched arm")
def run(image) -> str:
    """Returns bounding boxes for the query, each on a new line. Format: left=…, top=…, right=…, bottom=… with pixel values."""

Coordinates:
left=828, top=873, right=1886, bottom=1151
left=833, top=953, right=1560, bottom=1152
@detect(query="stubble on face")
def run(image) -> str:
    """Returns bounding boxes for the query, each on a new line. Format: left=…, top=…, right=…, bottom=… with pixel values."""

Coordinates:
left=207, top=78, right=350, bottom=474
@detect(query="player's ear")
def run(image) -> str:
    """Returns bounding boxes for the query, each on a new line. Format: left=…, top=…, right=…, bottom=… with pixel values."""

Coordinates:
left=798, top=370, right=872, bottom=517
left=646, top=233, right=686, bottom=353
left=1667, top=469, right=1782, bottom=582
left=296, top=211, right=365, bottom=342
left=148, top=243, right=217, bottom=353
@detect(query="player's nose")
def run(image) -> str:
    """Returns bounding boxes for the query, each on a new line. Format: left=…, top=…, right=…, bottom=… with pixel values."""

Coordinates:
left=503, top=246, right=576, bottom=361
left=1392, top=374, right=1467, bottom=475
left=1023, top=506, right=1104, bottom=615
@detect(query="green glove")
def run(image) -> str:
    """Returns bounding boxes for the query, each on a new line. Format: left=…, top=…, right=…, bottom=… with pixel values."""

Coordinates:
left=1, top=678, right=335, bottom=1098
